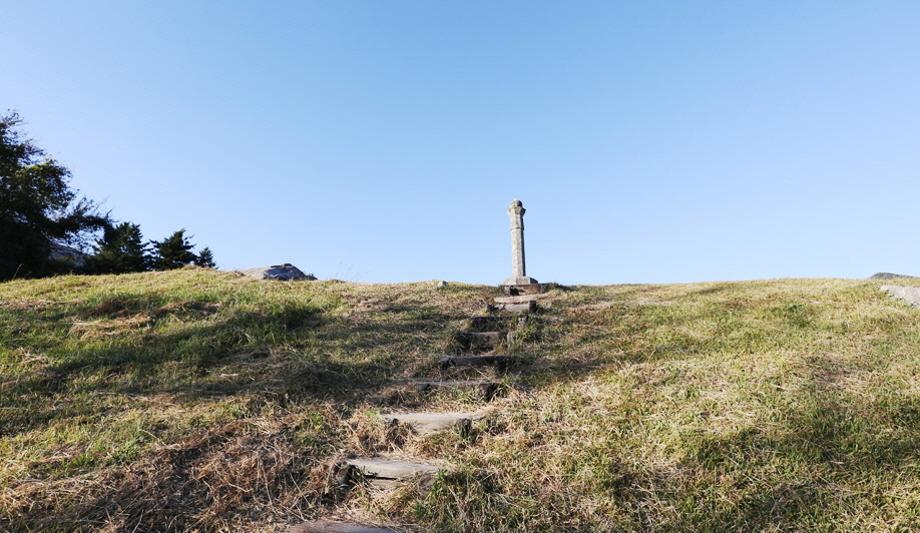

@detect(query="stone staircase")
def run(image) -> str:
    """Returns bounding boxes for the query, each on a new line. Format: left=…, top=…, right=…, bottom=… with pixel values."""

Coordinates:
left=294, top=289, right=543, bottom=532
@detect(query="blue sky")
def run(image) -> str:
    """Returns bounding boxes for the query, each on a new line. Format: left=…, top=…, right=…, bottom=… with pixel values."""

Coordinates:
left=3, top=1, right=919, bottom=284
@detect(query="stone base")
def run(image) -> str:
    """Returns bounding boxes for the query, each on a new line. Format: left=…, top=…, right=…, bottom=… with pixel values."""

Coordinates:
left=500, top=277, right=542, bottom=295
left=503, top=276, right=538, bottom=286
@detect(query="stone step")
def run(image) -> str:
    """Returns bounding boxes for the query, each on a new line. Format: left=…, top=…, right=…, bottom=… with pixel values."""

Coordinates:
left=440, top=354, right=516, bottom=371
left=493, top=294, right=543, bottom=305
left=502, top=283, right=543, bottom=296
left=466, top=315, right=506, bottom=332
left=489, top=301, right=536, bottom=314
left=292, top=520, right=395, bottom=533
left=381, top=410, right=483, bottom=435
left=346, top=457, right=441, bottom=480
left=412, top=379, right=500, bottom=400
left=455, top=331, right=504, bottom=351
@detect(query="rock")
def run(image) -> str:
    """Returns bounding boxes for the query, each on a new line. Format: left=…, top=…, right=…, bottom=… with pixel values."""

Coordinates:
left=380, top=411, right=484, bottom=435
left=493, top=294, right=543, bottom=304
left=871, top=272, right=917, bottom=280
left=881, top=285, right=920, bottom=308
left=455, top=331, right=504, bottom=352
left=345, top=458, right=441, bottom=480
left=48, top=242, right=88, bottom=269
left=292, top=521, right=395, bottom=533
left=436, top=280, right=448, bottom=288
left=238, top=263, right=316, bottom=281
left=488, top=301, right=537, bottom=314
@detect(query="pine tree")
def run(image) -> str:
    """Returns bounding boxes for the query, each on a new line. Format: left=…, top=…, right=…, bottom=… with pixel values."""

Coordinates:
left=195, top=247, right=215, bottom=268
left=0, top=112, right=108, bottom=279
left=151, top=229, right=197, bottom=270
left=90, top=222, right=148, bottom=273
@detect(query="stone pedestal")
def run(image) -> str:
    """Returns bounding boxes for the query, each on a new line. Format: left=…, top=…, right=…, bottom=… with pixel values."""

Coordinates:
left=501, top=199, right=541, bottom=292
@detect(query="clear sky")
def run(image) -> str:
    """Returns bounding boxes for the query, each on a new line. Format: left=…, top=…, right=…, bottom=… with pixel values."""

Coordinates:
left=3, top=1, right=919, bottom=284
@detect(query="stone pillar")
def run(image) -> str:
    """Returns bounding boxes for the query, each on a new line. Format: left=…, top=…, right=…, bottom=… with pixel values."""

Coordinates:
left=502, top=199, right=538, bottom=287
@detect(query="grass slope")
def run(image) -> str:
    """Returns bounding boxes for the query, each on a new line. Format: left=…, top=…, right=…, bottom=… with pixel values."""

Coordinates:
left=2, top=269, right=920, bottom=531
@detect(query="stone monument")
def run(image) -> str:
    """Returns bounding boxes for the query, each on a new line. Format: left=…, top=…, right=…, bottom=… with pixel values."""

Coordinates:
left=501, top=199, right=540, bottom=292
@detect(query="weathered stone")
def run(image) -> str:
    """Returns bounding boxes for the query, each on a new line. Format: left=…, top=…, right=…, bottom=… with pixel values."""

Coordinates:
left=466, top=315, right=506, bottom=332
left=291, top=520, right=395, bottom=533
left=455, top=331, right=504, bottom=352
left=881, top=285, right=920, bottom=308
left=872, top=272, right=918, bottom=280
left=381, top=411, right=483, bottom=435
left=489, top=301, right=537, bottom=314
left=503, top=283, right=543, bottom=295
left=436, top=280, right=448, bottom=288
left=238, top=263, right=316, bottom=281
left=48, top=242, right=88, bottom=269
left=493, top=294, right=543, bottom=305
left=501, top=199, right=539, bottom=288
left=346, top=458, right=441, bottom=480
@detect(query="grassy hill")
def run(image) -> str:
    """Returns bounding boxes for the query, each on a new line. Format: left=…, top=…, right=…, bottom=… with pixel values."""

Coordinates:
left=3, top=269, right=920, bottom=531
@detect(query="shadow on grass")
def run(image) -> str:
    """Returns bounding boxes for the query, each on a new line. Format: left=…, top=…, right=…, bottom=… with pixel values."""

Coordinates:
left=608, top=361, right=920, bottom=531
left=0, top=288, right=489, bottom=530
left=0, top=295, right=465, bottom=438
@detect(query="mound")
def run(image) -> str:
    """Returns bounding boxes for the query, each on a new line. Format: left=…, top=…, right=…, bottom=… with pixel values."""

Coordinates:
left=3, top=272, right=920, bottom=531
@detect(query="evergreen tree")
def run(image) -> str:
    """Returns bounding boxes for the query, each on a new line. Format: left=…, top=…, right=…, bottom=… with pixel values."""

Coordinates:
left=151, top=229, right=197, bottom=270
left=0, top=112, right=107, bottom=279
left=89, top=222, right=148, bottom=273
left=194, top=247, right=215, bottom=268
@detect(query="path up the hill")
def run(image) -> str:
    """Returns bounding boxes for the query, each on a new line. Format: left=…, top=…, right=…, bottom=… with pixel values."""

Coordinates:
left=296, top=290, right=543, bottom=532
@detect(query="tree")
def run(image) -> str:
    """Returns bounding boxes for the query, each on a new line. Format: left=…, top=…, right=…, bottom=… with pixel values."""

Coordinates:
left=0, top=112, right=107, bottom=279
left=194, top=247, right=215, bottom=268
left=88, top=222, right=148, bottom=274
left=151, top=229, right=197, bottom=270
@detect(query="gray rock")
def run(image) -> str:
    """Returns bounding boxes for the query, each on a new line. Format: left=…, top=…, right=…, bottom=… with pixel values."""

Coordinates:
left=881, top=285, right=920, bottom=308
left=380, top=411, right=484, bottom=435
left=436, top=280, right=448, bottom=288
left=292, top=520, right=395, bottom=533
left=345, top=457, right=441, bottom=480
left=238, top=263, right=316, bottom=281
left=48, top=242, right=88, bottom=268
left=871, top=272, right=917, bottom=280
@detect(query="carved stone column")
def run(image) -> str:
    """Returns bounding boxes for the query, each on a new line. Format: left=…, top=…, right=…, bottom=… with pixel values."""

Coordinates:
left=502, top=199, right=538, bottom=288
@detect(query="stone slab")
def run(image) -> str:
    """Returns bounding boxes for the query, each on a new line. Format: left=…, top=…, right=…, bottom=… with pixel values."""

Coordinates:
left=489, top=301, right=536, bottom=314
left=455, top=331, right=506, bottom=353
left=381, top=411, right=483, bottom=434
left=502, top=276, right=539, bottom=287
left=881, top=285, right=920, bottom=308
left=501, top=283, right=543, bottom=295
left=291, top=520, right=395, bottom=533
left=493, top=294, right=544, bottom=305
left=346, top=458, right=441, bottom=480
left=467, top=315, right=506, bottom=331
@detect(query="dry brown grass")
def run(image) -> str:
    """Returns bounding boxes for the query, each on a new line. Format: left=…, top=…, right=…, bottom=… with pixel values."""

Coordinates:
left=5, top=272, right=920, bottom=531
